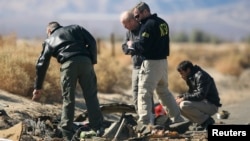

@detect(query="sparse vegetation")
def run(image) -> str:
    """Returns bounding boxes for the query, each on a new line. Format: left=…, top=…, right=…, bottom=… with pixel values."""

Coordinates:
left=95, top=49, right=131, bottom=93
left=171, top=29, right=224, bottom=44
left=241, top=34, right=250, bottom=44
left=0, top=34, right=250, bottom=104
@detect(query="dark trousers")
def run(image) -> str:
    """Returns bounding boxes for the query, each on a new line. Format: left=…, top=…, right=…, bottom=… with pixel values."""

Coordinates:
left=59, top=56, right=103, bottom=140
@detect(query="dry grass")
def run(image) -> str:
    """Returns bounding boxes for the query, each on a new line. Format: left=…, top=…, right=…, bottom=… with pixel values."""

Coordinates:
left=95, top=50, right=131, bottom=93
left=167, top=43, right=250, bottom=94
left=0, top=36, right=132, bottom=103
left=0, top=35, right=249, bottom=104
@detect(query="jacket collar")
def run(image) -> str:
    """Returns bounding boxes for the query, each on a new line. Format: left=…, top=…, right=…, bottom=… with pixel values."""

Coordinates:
left=141, top=13, right=157, bottom=24
left=50, top=26, right=62, bottom=34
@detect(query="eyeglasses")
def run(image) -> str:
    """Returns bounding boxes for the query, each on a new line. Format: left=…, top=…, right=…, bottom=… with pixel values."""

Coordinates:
left=134, top=14, right=139, bottom=19
left=134, top=9, right=144, bottom=19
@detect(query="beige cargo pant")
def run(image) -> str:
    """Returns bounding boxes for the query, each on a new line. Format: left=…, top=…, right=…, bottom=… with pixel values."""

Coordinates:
left=137, top=59, right=184, bottom=125
left=179, top=100, right=218, bottom=124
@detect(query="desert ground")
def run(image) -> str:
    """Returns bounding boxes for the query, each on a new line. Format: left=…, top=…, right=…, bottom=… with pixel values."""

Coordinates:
left=0, top=67, right=249, bottom=140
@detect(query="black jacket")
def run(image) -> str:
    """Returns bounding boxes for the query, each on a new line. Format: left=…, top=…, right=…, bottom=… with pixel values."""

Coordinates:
left=34, top=25, right=97, bottom=89
left=121, top=25, right=144, bottom=69
left=181, top=65, right=222, bottom=107
left=131, top=14, right=170, bottom=60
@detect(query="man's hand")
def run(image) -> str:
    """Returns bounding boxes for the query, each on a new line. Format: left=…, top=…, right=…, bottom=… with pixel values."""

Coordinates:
left=32, top=89, right=42, bottom=101
left=127, top=40, right=133, bottom=47
left=176, top=97, right=184, bottom=105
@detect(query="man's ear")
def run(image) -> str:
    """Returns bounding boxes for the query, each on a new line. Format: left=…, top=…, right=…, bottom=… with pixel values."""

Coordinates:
left=46, top=28, right=51, bottom=36
left=48, top=30, right=51, bottom=36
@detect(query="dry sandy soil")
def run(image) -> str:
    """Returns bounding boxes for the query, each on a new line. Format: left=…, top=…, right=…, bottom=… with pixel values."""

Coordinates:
left=0, top=68, right=249, bottom=140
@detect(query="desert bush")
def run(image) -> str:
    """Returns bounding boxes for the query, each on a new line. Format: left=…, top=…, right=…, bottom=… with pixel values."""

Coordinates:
left=167, top=43, right=250, bottom=94
left=0, top=43, right=35, bottom=96
left=167, top=46, right=189, bottom=94
left=169, top=43, right=250, bottom=71
left=171, top=29, right=223, bottom=43
left=0, top=35, right=249, bottom=104
left=0, top=37, right=133, bottom=103
left=239, top=45, right=250, bottom=69
left=214, top=44, right=250, bottom=76
left=215, top=53, right=243, bottom=76
left=168, top=71, right=188, bottom=94
left=95, top=46, right=131, bottom=93
left=0, top=37, right=62, bottom=103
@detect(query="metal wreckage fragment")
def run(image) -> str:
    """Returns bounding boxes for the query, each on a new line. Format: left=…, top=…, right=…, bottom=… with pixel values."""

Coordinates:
left=1, top=103, right=193, bottom=140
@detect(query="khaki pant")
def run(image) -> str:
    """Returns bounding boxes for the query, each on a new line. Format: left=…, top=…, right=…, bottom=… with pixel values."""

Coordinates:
left=132, top=68, right=154, bottom=115
left=137, top=59, right=184, bottom=125
left=179, top=100, right=218, bottom=124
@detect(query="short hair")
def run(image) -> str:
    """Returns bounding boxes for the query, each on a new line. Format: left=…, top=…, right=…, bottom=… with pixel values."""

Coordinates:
left=47, top=21, right=61, bottom=32
left=134, top=2, right=150, bottom=13
left=177, top=60, right=194, bottom=72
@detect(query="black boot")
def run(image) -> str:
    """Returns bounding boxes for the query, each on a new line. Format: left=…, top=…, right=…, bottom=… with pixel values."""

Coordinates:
left=201, top=117, right=215, bottom=130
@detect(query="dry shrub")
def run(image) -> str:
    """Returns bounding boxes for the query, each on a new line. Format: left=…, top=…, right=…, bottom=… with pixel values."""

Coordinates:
left=0, top=37, right=62, bottom=103
left=169, top=43, right=250, bottom=76
left=239, top=45, right=250, bottom=69
left=115, top=54, right=132, bottom=67
left=40, top=59, right=62, bottom=103
left=95, top=56, right=117, bottom=93
left=167, top=43, right=214, bottom=94
left=215, top=56, right=243, bottom=76
left=0, top=61, right=32, bottom=96
left=1, top=36, right=249, bottom=104
left=167, top=47, right=189, bottom=94
left=0, top=37, right=132, bottom=103
left=214, top=48, right=244, bottom=76
left=168, top=71, right=188, bottom=94
left=95, top=49, right=131, bottom=93
left=167, top=43, right=250, bottom=94
left=168, top=48, right=190, bottom=70
left=0, top=33, right=17, bottom=47
left=0, top=43, right=34, bottom=96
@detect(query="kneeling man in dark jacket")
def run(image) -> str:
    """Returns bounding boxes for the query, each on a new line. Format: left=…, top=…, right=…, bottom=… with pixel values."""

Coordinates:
left=175, top=60, right=222, bottom=130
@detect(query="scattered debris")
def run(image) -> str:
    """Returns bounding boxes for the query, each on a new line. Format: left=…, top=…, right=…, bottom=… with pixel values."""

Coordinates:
left=216, top=110, right=230, bottom=119
left=0, top=103, right=210, bottom=141
left=0, top=122, right=22, bottom=141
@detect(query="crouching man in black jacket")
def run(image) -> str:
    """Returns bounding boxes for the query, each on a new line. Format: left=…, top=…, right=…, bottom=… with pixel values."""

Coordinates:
left=32, top=21, right=104, bottom=140
left=176, top=60, right=222, bottom=130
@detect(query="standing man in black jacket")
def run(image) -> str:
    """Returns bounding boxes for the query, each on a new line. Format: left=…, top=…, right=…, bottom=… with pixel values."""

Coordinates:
left=176, top=60, right=222, bottom=130
left=128, top=2, right=185, bottom=129
left=32, top=21, right=104, bottom=140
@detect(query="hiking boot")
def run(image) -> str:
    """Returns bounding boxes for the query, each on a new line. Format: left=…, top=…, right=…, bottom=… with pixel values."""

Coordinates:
left=154, top=115, right=172, bottom=130
left=201, top=117, right=215, bottom=130
left=136, top=123, right=152, bottom=136
left=96, top=127, right=105, bottom=137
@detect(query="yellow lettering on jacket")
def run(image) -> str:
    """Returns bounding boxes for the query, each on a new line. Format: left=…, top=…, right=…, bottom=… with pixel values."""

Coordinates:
left=159, top=23, right=168, bottom=37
